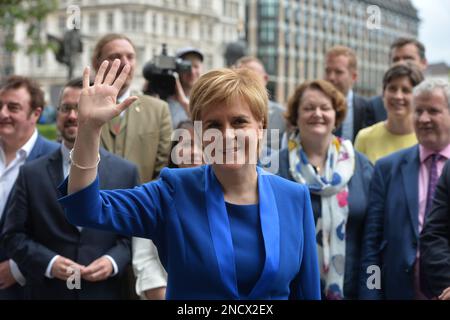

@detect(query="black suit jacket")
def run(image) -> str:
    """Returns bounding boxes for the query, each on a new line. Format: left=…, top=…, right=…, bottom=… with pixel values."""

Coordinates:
left=335, top=94, right=369, bottom=142
left=0, top=148, right=140, bottom=299
left=420, top=160, right=450, bottom=297
left=364, top=95, right=387, bottom=127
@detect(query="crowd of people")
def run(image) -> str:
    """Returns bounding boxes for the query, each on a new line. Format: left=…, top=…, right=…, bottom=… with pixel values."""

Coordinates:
left=1, top=32, right=450, bottom=300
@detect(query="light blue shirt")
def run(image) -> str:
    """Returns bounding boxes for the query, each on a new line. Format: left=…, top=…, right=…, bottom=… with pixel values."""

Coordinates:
left=341, top=90, right=354, bottom=141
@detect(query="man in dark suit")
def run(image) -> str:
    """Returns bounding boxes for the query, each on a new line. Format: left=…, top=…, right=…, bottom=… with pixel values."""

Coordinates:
left=359, top=79, right=450, bottom=299
left=0, top=75, right=59, bottom=299
left=421, top=161, right=450, bottom=300
left=0, top=78, right=140, bottom=299
left=324, top=45, right=369, bottom=142
left=365, top=38, right=428, bottom=126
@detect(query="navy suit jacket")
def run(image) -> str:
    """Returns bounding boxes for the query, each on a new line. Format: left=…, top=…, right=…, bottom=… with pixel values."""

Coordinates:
left=359, top=145, right=421, bottom=300
left=420, top=160, right=450, bottom=297
left=335, top=94, right=369, bottom=142
left=276, top=149, right=373, bottom=299
left=58, top=165, right=321, bottom=300
left=0, top=148, right=139, bottom=299
left=0, top=135, right=58, bottom=299
left=364, top=95, right=387, bottom=127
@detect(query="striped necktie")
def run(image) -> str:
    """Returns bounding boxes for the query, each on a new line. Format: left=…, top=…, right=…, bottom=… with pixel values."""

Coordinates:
left=425, top=154, right=444, bottom=216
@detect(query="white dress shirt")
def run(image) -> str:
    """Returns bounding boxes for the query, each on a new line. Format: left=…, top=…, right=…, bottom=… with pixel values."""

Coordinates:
left=45, top=143, right=118, bottom=279
left=0, top=129, right=38, bottom=286
left=117, top=89, right=131, bottom=118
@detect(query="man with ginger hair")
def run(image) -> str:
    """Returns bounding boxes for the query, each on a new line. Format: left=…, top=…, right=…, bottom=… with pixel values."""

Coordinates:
left=324, top=45, right=369, bottom=142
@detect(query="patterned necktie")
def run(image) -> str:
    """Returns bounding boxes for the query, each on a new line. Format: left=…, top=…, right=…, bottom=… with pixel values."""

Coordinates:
left=425, top=154, right=443, bottom=216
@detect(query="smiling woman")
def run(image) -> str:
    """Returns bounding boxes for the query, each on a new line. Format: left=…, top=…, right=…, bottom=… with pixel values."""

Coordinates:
left=355, top=63, right=424, bottom=164
left=57, top=61, right=321, bottom=300
left=275, top=79, right=374, bottom=300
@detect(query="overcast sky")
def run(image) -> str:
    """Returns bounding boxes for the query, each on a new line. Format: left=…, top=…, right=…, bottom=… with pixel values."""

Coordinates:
left=410, top=0, right=450, bottom=65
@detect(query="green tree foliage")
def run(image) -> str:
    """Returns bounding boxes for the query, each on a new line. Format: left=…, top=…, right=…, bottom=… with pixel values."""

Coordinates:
left=0, top=0, right=59, bottom=54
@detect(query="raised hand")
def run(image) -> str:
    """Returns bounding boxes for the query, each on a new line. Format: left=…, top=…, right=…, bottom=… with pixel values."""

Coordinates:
left=78, top=59, right=138, bottom=130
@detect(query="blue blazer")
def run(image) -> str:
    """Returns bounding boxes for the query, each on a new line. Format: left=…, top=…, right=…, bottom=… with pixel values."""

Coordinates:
left=359, top=145, right=421, bottom=299
left=276, top=149, right=373, bottom=299
left=0, top=135, right=58, bottom=300
left=58, top=165, right=321, bottom=300
left=365, top=95, right=387, bottom=127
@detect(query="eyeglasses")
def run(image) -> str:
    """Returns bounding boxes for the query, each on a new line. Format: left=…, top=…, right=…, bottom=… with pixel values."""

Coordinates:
left=58, top=103, right=78, bottom=113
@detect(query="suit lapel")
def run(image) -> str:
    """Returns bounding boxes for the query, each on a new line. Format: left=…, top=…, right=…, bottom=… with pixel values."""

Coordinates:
left=27, top=135, right=43, bottom=162
left=124, top=99, right=141, bottom=157
left=248, top=167, right=280, bottom=299
left=46, top=150, right=80, bottom=234
left=46, top=150, right=64, bottom=191
left=352, top=95, right=360, bottom=135
left=97, top=149, right=110, bottom=189
left=400, top=146, right=420, bottom=239
left=204, top=165, right=238, bottom=298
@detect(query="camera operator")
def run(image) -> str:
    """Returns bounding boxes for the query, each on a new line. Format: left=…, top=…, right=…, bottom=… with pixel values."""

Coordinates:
left=168, top=47, right=204, bottom=128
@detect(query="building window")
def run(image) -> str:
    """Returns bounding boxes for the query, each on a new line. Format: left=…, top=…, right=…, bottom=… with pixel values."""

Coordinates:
left=260, top=3, right=277, bottom=17
left=89, top=13, right=98, bottom=32
left=201, top=0, right=211, bottom=10
left=34, top=54, right=43, bottom=69
left=224, top=0, right=229, bottom=16
left=185, top=20, right=190, bottom=36
left=208, top=24, right=213, bottom=40
left=152, top=13, right=158, bottom=33
left=58, top=15, right=66, bottom=32
left=174, top=17, right=179, bottom=36
left=163, top=15, right=168, bottom=34
left=137, top=46, right=145, bottom=68
left=107, top=12, right=114, bottom=31
left=124, top=11, right=145, bottom=31
left=259, top=20, right=276, bottom=43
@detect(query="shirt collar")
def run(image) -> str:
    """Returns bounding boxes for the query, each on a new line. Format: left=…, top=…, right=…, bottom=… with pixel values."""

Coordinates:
left=15, top=129, right=39, bottom=159
left=60, top=141, right=71, bottom=165
left=18, top=129, right=38, bottom=157
left=117, top=88, right=131, bottom=104
left=347, top=90, right=354, bottom=105
left=0, top=129, right=38, bottom=165
left=419, top=143, right=450, bottom=163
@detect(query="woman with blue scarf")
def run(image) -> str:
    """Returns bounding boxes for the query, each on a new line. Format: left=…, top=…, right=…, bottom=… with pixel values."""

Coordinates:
left=57, top=59, right=320, bottom=300
left=276, top=80, right=373, bottom=299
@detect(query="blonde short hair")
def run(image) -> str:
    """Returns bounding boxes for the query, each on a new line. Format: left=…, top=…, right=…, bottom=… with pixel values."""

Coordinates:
left=190, top=68, right=268, bottom=129
left=326, top=45, right=357, bottom=71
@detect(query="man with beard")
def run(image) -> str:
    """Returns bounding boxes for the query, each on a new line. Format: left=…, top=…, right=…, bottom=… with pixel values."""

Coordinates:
left=92, top=33, right=172, bottom=183
left=0, top=78, right=140, bottom=299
